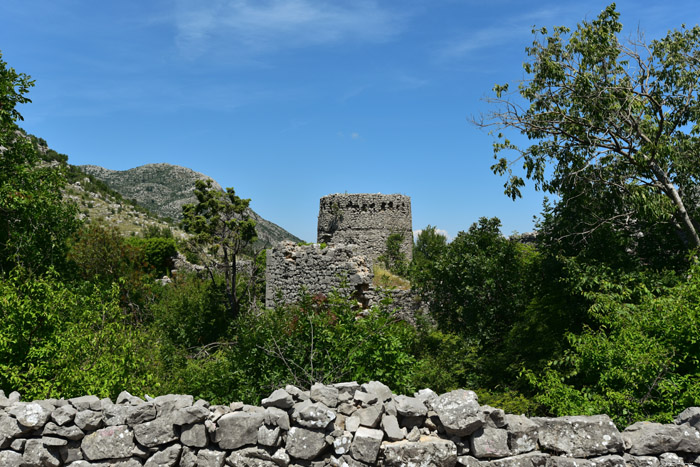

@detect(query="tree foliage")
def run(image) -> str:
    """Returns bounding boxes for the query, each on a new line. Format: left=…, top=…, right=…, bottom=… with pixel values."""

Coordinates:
left=0, top=270, right=160, bottom=400
left=181, top=179, right=257, bottom=317
left=0, top=53, right=78, bottom=275
left=527, top=261, right=700, bottom=426
left=482, top=4, right=700, bottom=254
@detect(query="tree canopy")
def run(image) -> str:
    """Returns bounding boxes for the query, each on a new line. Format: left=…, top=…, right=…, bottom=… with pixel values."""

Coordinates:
left=481, top=4, right=700, bottom=253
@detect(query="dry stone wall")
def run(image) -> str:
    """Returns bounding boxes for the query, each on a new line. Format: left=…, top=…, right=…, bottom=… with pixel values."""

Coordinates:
left=1, top=383, right=700, bottom=467
left=265, top=242, right=423, bottom=319
left=265, top=242, right=373, bottom=309
left=317, top=194, right=413, bottom=264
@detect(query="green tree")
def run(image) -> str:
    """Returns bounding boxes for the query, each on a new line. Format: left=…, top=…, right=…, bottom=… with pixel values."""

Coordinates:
left=481, top=4, right=700, bottom=254
left=413, top=218, right=538, bottom=388
left=410, top=225, right=448, bottom=285
left=378, top=232, right=408, bottom=277
left=181, top=179, right=257, bottom=317
left=527, top=261, right=700, bottom=426
left=0, top=52, right=78, bottom=274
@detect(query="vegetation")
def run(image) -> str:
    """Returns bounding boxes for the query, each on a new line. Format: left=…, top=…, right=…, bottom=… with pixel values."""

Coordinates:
left=181, top=179, right=258, bottom=318
left=2, top=4, right=700, bottom=429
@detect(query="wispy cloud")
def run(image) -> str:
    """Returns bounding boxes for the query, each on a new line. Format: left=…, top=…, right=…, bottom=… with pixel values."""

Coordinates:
left=173, top=0, right=405, bottom=58
left=437, top=7, right=563, bottom=61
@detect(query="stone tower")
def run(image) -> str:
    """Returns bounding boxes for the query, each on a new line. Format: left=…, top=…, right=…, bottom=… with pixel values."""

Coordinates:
left=317, top=193, right=412, bottom=264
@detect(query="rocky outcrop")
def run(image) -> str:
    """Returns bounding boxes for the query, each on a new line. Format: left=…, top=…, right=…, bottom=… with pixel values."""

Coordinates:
left=0, top=384, right=698, bottom=466
left=80, top=163, right=302, bottom=247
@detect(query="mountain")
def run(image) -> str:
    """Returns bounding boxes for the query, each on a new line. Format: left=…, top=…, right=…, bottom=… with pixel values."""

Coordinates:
left=79, top=163, right=301, bottom=247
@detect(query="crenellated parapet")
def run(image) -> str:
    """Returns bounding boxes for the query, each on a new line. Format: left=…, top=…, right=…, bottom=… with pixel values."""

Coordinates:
left=317, top=193, right=413, bottom=264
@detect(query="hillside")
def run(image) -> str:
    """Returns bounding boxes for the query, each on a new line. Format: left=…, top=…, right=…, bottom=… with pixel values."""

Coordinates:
left=79, top=163, right=301, bottom=247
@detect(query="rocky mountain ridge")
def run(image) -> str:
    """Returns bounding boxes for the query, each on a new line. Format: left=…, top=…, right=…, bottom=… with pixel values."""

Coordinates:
left=79, top=163, right=301, bottom=248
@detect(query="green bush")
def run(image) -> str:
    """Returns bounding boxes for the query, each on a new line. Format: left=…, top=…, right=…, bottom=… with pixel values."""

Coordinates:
left=0, top=270, right=160, bottom=400
left=163, top=290, right=417, bottom=404
left=527, top=262, right=700, bottom=426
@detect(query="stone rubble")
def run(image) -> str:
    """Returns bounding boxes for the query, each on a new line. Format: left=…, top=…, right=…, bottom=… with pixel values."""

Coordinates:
left=0, top=384, right=698, bottom=466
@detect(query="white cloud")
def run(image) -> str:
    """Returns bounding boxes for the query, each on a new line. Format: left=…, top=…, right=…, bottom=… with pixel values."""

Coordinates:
left=351, top=132, right=360, bottom=139
left=413, top=228, right=450, bottom=242
left=173, top=0, right=404, bottom=57
left=437, top=7, right=563, bottom=60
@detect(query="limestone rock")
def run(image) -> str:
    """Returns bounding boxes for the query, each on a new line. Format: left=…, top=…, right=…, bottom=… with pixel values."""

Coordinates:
left=154, top=394, right=193, bottom=418
left=591, top=454, right=626, bottom=467
left=196, top=448, right=227, bottom=467
left=622, top=453, right=660, bottom=467
left=546, top=456, right=594, bottom=467
left=432, top=389, right=482, bottom=436
left=471, top=427, right=510, bottom=459
left=74, top=409, right=104, bottom=431
left=482, top=451, right=550, bottom=467
left=622, top=421, right=700, bottom=455
left=10, top=402, right=51, bottom=429
left=394, top=395, right=428, bottom=418
left=361, top=381, right=393, bottom=403
left=181, top=422, right=208, bottom=447
left=227, top=446, right=281, bottom=467
left=258, top=424, right=281, bottom=447
left=172, top=405, right=209, bottom=426
left=264, top=407, right=290, bottom=431
left=262, top=389, right=295, bottom=410
left=381, top=436, right=458, bottom=467
left=381, top=414, right=406, bottom=441
left=0, top=414, right=29, bottom=448
left=0, top=450, right=22, bottom=466
left=504, top=414, right=538, bottom=455
left=51, top=404, right=78, bottom=426
left=126, top=402, right=157, bottom=426
left=354, top=404, right=383, bottom=428
left=291, top=400, right=336, bottom=429
left=675, top=407, right=700, bottom=428
left=69, top=395, right=102, bottom=411
left=215, top=411, right=265, bottom=450
left=311, top=383, right=340, bottom=408
left=22, top=438, right=60, bottom=467
left=534, top=415, right=623, bottom=457
left=333, top=431, right=354, bottom=456
left=286, top=426, right=328, bottom=460
left=80, top=425, right=135, bottom=461
left=144, top=442, right=182, bottom=466
left=133, top=418, right=178, bottom=447
left=350, top=426, right=384, bottom=463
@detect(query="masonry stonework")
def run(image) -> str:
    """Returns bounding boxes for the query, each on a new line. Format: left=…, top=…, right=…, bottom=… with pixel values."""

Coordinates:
left=317, top=193, right=413, bottom=264
left=1, top=383, right=699, bottom=466
left=265, top=242, right=372, bottom=309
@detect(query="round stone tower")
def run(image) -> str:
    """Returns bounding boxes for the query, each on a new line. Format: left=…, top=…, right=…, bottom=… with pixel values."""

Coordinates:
left=317, top=193, right=412, bottom=264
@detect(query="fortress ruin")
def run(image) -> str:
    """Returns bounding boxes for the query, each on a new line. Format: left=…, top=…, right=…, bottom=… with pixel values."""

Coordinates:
left=317, top=193, right=412, bottom=264
left=265, top=193, right=418, bottom=314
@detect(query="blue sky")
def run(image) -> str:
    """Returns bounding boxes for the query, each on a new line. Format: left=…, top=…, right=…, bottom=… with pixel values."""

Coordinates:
left=2, top=1, right=698, bottom=242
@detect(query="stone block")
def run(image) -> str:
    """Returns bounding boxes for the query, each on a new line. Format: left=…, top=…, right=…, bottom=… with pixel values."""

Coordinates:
left=534, top=415, right=623, bottom=457
left=350, top=426, right=384, bottom=463
left=432, top=389, right=482, bottom=436
left=215, top=411, right=265, bottom=450
left=381, top=436, right=458, bottom=467
left=80, top=425, right=135, bottom=461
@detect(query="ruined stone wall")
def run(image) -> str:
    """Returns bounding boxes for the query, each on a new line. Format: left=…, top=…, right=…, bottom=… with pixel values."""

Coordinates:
left=265, top=242, right=425, bottom=317
left=265, top=242, right=373, bottom=309
left=317, top=194, right=413, bottom=264
left=2, top=382, right=699, bottom=466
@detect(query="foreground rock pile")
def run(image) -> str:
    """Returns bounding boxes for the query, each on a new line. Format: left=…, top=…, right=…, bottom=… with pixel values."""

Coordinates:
left=1, top=382, right=700, bottom=467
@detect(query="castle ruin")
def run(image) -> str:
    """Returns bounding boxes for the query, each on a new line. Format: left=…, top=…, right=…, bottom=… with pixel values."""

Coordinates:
left=317, top=193, right=413, bottom=264
left=265, top=193, right=418, bottom=314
